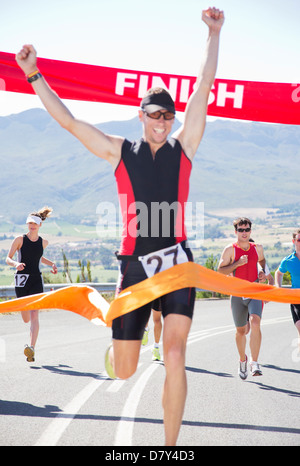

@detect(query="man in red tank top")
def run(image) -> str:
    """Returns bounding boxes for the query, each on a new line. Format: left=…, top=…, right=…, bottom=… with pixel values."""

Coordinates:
left=218, top=217, right=274, bottom=380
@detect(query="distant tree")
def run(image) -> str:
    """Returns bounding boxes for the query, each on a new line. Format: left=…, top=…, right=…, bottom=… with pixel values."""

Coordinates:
left=99, top=245, right=114, bottom=268
left=200, top=253, right=227, bottom=299
left=205, top=253, right=219, bottom=271
left=205, top=225, right=226, bottom=240
left=62, top=249, right=73, bottom=283
left=77, top=259, right=93, bottom=283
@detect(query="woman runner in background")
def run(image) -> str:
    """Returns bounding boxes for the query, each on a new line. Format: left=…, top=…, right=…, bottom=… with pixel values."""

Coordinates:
left=6, top=206, right=57, bottom=362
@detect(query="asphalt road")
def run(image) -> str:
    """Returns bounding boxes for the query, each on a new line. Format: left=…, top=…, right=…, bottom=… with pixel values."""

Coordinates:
left=0, top=299, right=299, bottom=447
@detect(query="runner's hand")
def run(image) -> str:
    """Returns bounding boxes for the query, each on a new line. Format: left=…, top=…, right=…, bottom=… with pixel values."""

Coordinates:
left=51, top=263, right=58, bottom=274
left=202, top=7, right=225, bottom=31
left=16, top=262, right=26, bottom=271
left=15, top=44, right=38, bottom=75
left=237, top=255, right=248, bottom=267
left=258, top=271, right=267, bottom=283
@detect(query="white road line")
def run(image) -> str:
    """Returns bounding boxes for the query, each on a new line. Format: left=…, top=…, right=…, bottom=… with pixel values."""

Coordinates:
left=261, top=316, right=291, bottom=326
left=34, top=376, right=106, bottom=446
left=106, top=364, right=145, bottom=392
left=106, top=379, right=127, bottom=393
left=187, top=317, right=291, bottom=345
left=187, top=324, right=235, bottom=344
left=113, top=326, right=237, bottom=446
left=34, top=315, right=292, bottom=446
left=114, top=315, right=293, bottom=445
left=114, top=363, right=158, bottom=446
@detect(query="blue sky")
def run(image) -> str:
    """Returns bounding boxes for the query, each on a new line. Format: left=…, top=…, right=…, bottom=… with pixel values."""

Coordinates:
left=1, top=0, right=299, bottom=123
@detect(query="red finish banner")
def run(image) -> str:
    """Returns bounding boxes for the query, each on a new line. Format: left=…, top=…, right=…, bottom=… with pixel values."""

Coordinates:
left=0, top=51, right=299, bottom=125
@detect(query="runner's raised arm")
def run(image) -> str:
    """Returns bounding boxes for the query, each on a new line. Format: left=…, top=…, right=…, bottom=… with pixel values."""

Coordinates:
left=15, top=44, right=123, bottom=169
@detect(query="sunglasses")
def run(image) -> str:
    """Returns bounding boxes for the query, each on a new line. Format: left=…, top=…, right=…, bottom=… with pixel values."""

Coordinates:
left=144, top=110, right=175, bottom=120
left=237, top=227, right=251, bottom=233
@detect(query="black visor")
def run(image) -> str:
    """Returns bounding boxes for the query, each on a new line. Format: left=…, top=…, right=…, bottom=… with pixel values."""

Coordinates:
left=140, top=92, right=176, bottom=114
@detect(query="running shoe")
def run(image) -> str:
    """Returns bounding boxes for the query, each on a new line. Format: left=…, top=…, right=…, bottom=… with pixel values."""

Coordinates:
left=151, top=347, right=161, bottom=361
left=250, top=361, right=263, bottom=376
left=105, top=344, right=116, bottom=379
left=142, top=328, right=149, bottom=346
left=238, top=355, right=248, bottom=380
left=24, top=345, right=35, bottom=362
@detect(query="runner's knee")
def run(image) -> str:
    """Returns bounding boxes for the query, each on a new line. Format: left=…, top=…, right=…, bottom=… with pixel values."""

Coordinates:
left=113, top=341, right=141, bottom=380
left=236, top=325, right=247, bottom=336
left=249, top=314, right=261, bottom=330
left=30, top=310, right=39, bottom=322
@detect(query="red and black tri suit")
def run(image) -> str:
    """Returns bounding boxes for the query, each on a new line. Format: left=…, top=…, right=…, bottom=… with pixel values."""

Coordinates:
left=113, top=138, right=195, bottom=340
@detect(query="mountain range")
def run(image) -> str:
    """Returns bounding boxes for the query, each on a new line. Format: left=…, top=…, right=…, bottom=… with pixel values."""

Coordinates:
left=0, top=108, right=299, bottom=224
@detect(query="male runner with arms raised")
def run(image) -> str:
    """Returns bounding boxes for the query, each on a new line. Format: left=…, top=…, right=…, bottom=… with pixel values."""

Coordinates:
left=16, top=7, right=224, bottom=445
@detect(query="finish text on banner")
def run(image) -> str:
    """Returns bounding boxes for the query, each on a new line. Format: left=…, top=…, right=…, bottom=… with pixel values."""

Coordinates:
left=0, top=51, right=299, bottom=125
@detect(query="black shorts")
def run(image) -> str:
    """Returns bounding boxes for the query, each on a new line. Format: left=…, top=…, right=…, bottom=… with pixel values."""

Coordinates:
left=15, top=273, right=44, bottom=298
left=290, top=304, right=300, bottom=324
left=112, top=246, right=195, bottom=340
left=152, top=298, right=162, bottom=312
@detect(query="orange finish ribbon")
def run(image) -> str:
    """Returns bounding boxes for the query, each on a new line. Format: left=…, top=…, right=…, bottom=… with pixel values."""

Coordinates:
left=0, top=285, right=110, bottom=326
left=1, top=263, right=300, bottom=326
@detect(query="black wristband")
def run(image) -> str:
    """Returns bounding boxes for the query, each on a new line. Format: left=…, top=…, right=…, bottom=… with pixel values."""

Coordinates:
left=27, top=72, right=42, bottom=83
